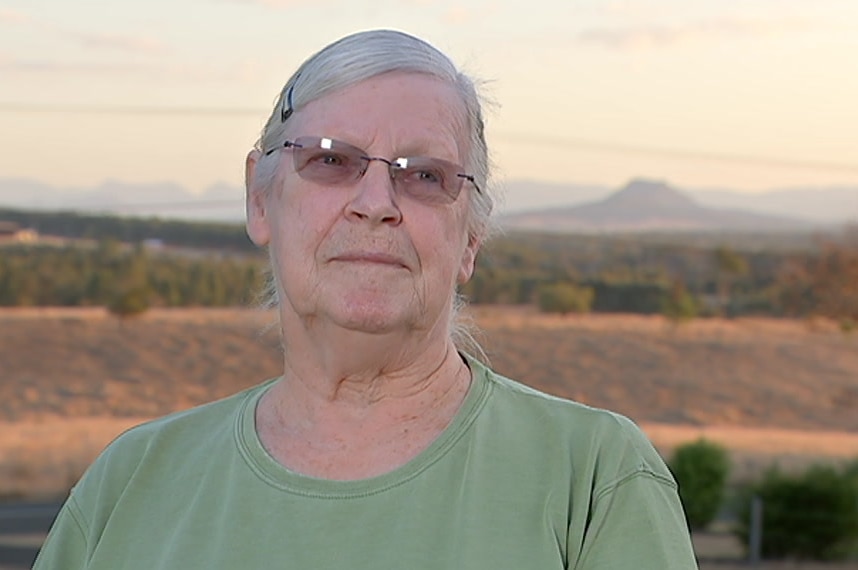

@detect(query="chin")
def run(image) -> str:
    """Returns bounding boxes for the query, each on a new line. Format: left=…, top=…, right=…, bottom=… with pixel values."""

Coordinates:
left=328, top=298, right=414, bottom=334
left=335, top=313, right=408, bottom=335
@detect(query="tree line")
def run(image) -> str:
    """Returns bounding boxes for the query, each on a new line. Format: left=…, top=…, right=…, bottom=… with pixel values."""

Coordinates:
left=1, top=208, right=855, bottom=324
left=463, top=228, right=858, bottom=325
left=0, top=208, right=255, bottom=253
left=0, top=241, right=265, bottom=309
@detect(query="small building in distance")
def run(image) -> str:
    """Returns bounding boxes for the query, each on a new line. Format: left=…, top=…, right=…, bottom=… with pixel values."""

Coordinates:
left=0, top=221, right=39, bottom=244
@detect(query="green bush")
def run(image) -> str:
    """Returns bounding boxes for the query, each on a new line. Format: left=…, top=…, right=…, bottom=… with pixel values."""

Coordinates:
left=734, top=465, right=858, bottom=560
left=662, top=281, right=698, bottom=323
left=589, top=281, right=668, bottom=314
left=108, top=286, right=150, bottom=318
left=669, top=439, right=730, bottom=530
left=536, top=282, right=594, bottom=315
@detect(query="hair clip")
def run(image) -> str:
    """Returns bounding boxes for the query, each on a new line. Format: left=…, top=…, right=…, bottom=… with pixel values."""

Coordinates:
left=280, top=78, right=298, bottom=122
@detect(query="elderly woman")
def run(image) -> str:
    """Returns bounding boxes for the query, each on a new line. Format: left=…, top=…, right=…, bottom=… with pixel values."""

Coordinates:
left=35, top=30, right=698, bottom=569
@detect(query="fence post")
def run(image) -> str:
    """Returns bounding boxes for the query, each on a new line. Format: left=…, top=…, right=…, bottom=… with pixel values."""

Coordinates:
left=748, top=495, right=763, bottom=565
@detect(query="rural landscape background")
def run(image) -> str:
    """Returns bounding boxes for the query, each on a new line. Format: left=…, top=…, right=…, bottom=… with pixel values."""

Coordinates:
left=1, top=180, right=857, bottom=568
left=4, top=1, right=858, bottom=567
left=1, top=306, right=857, bottom=569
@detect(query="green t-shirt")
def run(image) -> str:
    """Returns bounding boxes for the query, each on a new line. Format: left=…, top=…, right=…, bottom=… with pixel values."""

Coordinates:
left=34, top=357, right=698, bottom=569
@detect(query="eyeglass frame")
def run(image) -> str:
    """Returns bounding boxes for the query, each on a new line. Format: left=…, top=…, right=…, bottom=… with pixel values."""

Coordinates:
left=263, top=136, right=482, bottom=202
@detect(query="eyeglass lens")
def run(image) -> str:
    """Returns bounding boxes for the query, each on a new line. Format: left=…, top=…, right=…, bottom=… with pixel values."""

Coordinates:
left=287, top=136, right=470, bottom=204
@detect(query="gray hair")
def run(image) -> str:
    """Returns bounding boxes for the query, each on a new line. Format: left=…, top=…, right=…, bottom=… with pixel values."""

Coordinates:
left=250, top=29, right=495, bottom=359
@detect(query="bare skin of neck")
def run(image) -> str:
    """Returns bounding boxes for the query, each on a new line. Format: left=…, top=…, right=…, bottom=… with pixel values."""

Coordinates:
left=255, top=320, right=473, bottom=481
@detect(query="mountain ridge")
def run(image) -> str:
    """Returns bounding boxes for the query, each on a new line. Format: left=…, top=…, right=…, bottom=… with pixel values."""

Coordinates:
left=0, top=176, right=854, bottom=227
left=500, top=178, right=847, bottom=233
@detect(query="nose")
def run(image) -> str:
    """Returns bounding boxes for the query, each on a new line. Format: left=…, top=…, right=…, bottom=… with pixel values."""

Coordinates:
left=345, top=159, right=403, bottom=226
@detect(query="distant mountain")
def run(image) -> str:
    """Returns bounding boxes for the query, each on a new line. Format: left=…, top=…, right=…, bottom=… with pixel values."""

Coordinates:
left=501, top=179, right=817, bottom=233
left=0, top=176, right=853, bottom=227
left=495, top=179, right=610, bottom=212
left=0, top=177, right=245, bottom=222
left=690, top=186, right=858, bottom=223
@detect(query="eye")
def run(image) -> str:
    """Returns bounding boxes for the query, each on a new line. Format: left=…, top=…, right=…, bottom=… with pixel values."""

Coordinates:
left=311, top=151, right=348, bottom=167
left=402, top=166, right=444, bottom=186
left=416, top=170, right=441, bottom=184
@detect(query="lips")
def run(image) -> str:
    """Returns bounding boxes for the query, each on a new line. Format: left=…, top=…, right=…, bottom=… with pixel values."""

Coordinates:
left=330, top=251, right=409, bottom=268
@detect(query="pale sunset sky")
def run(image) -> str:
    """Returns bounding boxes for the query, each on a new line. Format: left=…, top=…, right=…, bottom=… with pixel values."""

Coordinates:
left=1, top=0, right=856, bottom=212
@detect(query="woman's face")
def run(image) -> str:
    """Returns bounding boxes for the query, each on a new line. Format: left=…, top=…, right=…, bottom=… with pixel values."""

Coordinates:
left=246, top=72, right=480, bottom=338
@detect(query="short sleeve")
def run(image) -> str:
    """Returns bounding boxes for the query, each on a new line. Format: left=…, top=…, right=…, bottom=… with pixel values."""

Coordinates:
left=32, top=496, right=90, bottom=570
left=572, top=468, right=699, bottom=569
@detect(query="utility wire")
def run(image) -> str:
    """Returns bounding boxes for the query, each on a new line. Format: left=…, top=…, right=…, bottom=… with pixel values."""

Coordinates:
left=2, top=103, right=858, bottom=174
left=103, top=200, right=243, bottom=213
left=496, top=132, right=858, bottom=175
left=0, top=103, right=263, bottom=117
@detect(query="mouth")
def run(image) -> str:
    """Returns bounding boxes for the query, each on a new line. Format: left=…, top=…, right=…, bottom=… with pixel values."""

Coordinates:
left=330, top=252, right=409, bottom=268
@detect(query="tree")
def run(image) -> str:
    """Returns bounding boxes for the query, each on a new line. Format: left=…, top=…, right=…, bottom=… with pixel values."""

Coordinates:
left=536, top=282, right=594, bottom=315
left=734, top=465, right=858, bottom=560
left=778, top=232, right=858, bottom=326
left=661, top=280, right=698, bottom=323
left=107, top=287, right=150, bottom=319
left=713, top=246, right=749, bottom=316
left=669, top=439, right=730, bottom=530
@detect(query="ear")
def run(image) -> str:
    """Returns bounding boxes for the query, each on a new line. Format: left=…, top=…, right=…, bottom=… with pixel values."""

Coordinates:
left=457, top=232, right=481, bottom=284
left=245, top=149, right=271, bottom=247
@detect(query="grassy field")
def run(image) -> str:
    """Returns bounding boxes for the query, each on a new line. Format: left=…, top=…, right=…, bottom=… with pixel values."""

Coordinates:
left=2, top=306, right=858, bottom=495
left=1, top=306, right=857, bottom=567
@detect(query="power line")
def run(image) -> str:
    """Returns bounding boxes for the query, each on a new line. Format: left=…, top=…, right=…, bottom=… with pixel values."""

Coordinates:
left=496, top=132, right=858, bottom=175
left=2, top=103, right=857, bottom=175
left=0, top=103, right=263, bottom=117
left=105, top=199, right=243, bottom=213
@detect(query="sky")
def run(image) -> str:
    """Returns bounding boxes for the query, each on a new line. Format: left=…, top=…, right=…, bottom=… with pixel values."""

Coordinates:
left=1, top=0, right=857, bottom=213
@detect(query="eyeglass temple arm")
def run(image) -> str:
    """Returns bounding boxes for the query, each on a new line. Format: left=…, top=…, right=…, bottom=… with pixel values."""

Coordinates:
left=457, top=174, right=482, bottom=195
left=263, top=141, right=302, bottom=156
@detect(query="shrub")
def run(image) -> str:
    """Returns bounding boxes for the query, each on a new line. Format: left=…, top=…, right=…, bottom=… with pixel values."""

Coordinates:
left=589, top=281, right=667, bottom=314
left=669, top=439, right=730, bottom=530
left=536, top=282, right=594, bottom=315
left=107, top=286, right=150, bottom=319
left=734, top=465, right=858, bottom=560
left=662, top=281, right=698, bottom=323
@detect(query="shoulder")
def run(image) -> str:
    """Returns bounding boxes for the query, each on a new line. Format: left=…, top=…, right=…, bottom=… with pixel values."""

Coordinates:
left=70, top=380, right=275, bottom=507
left=469, top=357, right=675, bottom=489
left=107, top=380, right=269, bottom=454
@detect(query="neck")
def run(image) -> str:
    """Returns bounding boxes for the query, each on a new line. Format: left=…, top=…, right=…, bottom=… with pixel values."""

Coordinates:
left=275, top=304, right=462, bottom=404
left=257, top=319, right=473, bottom=479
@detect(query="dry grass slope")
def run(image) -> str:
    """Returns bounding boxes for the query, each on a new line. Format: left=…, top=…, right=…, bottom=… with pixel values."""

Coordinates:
left=1, top=306, right=857, bottom=499
left=2, top=307, right=858, bottom=568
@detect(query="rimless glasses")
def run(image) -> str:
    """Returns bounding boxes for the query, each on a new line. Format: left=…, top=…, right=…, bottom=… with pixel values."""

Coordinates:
left=264, top=136, right=481, bottom=205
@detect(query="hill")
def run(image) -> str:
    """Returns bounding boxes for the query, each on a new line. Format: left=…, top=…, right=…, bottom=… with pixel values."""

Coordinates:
left=501, top=179, right=813, bottom=233
left=1, top=307, right=855, bottom=430
left=1, top=307, right=857, bottom=500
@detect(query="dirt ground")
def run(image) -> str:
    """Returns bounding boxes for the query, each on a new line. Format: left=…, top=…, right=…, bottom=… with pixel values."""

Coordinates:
left=2, top=306, right=857, bottom=497
left=1, top=306, right=857, bottom=566
left=3, top=305, right=857, bottom=430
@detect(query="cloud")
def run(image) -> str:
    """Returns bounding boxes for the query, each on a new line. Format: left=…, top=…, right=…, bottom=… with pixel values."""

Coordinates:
left=0, top=56, right=265, bottom=85
left=578, top=18, right=810, bottom=50
left=64, top=30, right=167, bottom=55
left=218, top=0, right=305, bottom=7
left=442, top=6, right=471, bottom=25
left=578, top=26, right=681, bottom=50
left=0, top=7, right=29, bottom=24
left=0, top=59, right=151, bottom=75
left=218, top=0, right=438, bottom=10
left=0, top=10, right=167, bottom=55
